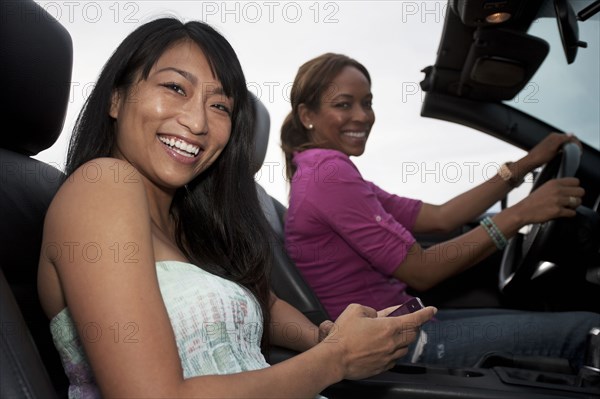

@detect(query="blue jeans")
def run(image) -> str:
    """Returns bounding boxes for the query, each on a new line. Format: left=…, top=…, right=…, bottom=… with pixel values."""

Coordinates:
left=405, top=308, right=600, bottom=369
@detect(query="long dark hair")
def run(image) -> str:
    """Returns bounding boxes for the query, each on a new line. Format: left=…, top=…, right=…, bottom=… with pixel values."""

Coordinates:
left=65, top=18, right=272, bottom=350
left=281, top=53, right=371, bottom=180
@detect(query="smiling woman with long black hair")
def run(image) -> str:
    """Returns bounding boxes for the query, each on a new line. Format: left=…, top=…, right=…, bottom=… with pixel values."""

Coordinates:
left=37, top=20, right=435, bottom=398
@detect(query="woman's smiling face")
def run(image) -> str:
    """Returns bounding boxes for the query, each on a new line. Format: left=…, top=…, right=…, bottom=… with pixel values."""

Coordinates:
left=302, top=66, right=375, bottom=157
left=109, top=39, right=234, bottom=191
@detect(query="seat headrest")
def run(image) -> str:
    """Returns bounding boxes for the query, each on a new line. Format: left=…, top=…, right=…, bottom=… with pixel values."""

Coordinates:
left=0, top=0, right=73, bottom=156
left=250, top=92, right=270, bottom=174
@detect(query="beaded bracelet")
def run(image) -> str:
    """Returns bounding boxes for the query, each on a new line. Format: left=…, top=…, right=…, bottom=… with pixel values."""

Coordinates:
left=480, top=216, right=508, bottom=250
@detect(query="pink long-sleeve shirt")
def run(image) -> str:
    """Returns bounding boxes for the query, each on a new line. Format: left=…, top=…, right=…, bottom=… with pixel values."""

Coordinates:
left=285, top=149, right=423, bottom=319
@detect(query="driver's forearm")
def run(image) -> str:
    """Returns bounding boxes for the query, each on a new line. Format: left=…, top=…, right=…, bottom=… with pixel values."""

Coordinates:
left=396, top=208, right=525, bottom=291
left=433, top=149, right=544, bottom=233
left=511, top=154, right=539, bottom=184
left=432, top=173, right=514, bottom=232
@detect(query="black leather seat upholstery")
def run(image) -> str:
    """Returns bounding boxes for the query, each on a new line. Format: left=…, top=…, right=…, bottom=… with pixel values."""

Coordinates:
left=250, top=95, right=329, bottom=326
left=0, top=0, right=72, bottom=396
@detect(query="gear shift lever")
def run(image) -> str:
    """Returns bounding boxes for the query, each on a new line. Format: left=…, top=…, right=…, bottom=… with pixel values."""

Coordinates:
left=578, top=327, right=600, bottom=387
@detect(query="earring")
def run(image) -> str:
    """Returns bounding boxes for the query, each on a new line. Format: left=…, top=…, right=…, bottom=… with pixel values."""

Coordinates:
left=307, top=124, right=314, bottom=130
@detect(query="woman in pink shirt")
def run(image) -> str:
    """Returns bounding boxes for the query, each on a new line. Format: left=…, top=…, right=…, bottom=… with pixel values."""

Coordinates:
left=281, top=52, right=600, bottom=368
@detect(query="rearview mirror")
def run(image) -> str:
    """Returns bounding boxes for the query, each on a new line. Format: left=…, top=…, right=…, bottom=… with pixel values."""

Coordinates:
left=554, top=0, right=587, bottom=64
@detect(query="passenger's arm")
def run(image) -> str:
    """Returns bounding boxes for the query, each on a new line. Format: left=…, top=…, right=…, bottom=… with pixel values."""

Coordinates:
left=269, top=292, right=344, bottom=352
left=269, top=292, right=321, bottom=352
left=45, top=158, right=434, bottom=398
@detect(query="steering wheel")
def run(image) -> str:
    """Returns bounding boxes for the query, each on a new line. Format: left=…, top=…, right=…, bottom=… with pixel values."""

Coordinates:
left=499, top=142, right=581, bottom=294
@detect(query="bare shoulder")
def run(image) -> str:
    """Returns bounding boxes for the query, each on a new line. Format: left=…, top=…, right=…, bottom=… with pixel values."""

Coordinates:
left=43, top=158, right=153, bottom=270
left=55, top=157, right=144, bottom=199
left=47, top=158, right=146, bottom=222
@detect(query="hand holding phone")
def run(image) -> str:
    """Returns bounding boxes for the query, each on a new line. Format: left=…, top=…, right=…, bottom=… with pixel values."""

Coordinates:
left=387, top=297, right=425, bottom=317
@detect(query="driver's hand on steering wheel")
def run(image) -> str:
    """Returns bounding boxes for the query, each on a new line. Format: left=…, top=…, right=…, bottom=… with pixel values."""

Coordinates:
left=513, top=177, right=584, bottom=223
left=524, top=132, right=582, bottom=170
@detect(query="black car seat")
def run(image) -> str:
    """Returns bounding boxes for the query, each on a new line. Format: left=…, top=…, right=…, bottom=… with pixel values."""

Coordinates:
left=250, top=94, right=330, bottom=326
left=0, top=0, right=72, bottom=396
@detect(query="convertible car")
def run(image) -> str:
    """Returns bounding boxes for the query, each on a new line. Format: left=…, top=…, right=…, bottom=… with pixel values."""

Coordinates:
left=1, top=0, right=599, bottom=398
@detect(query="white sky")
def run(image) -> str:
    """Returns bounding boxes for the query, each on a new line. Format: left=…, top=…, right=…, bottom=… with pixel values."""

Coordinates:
left=33, top=0, right=540, bottom=207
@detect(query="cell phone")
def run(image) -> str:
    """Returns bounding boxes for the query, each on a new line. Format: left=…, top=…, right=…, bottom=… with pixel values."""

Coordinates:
left=387, top=297, right=425, bottom=317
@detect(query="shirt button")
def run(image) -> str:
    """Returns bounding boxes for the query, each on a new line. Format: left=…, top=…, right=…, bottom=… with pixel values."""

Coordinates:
left=375, top=215, right=382, bottom=222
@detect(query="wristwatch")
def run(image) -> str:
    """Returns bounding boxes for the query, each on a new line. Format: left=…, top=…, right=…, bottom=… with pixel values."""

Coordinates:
left=498, top=162, right=523, bottom=188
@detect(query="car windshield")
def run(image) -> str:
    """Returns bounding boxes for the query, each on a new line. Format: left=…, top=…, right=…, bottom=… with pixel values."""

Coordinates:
left=506, top=3, right=600, bottom=150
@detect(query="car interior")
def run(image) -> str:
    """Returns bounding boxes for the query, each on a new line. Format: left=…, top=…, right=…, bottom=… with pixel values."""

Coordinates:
left=1, top=0, right=599, bottom=398
left=418, top=0, right=600, bottom=316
